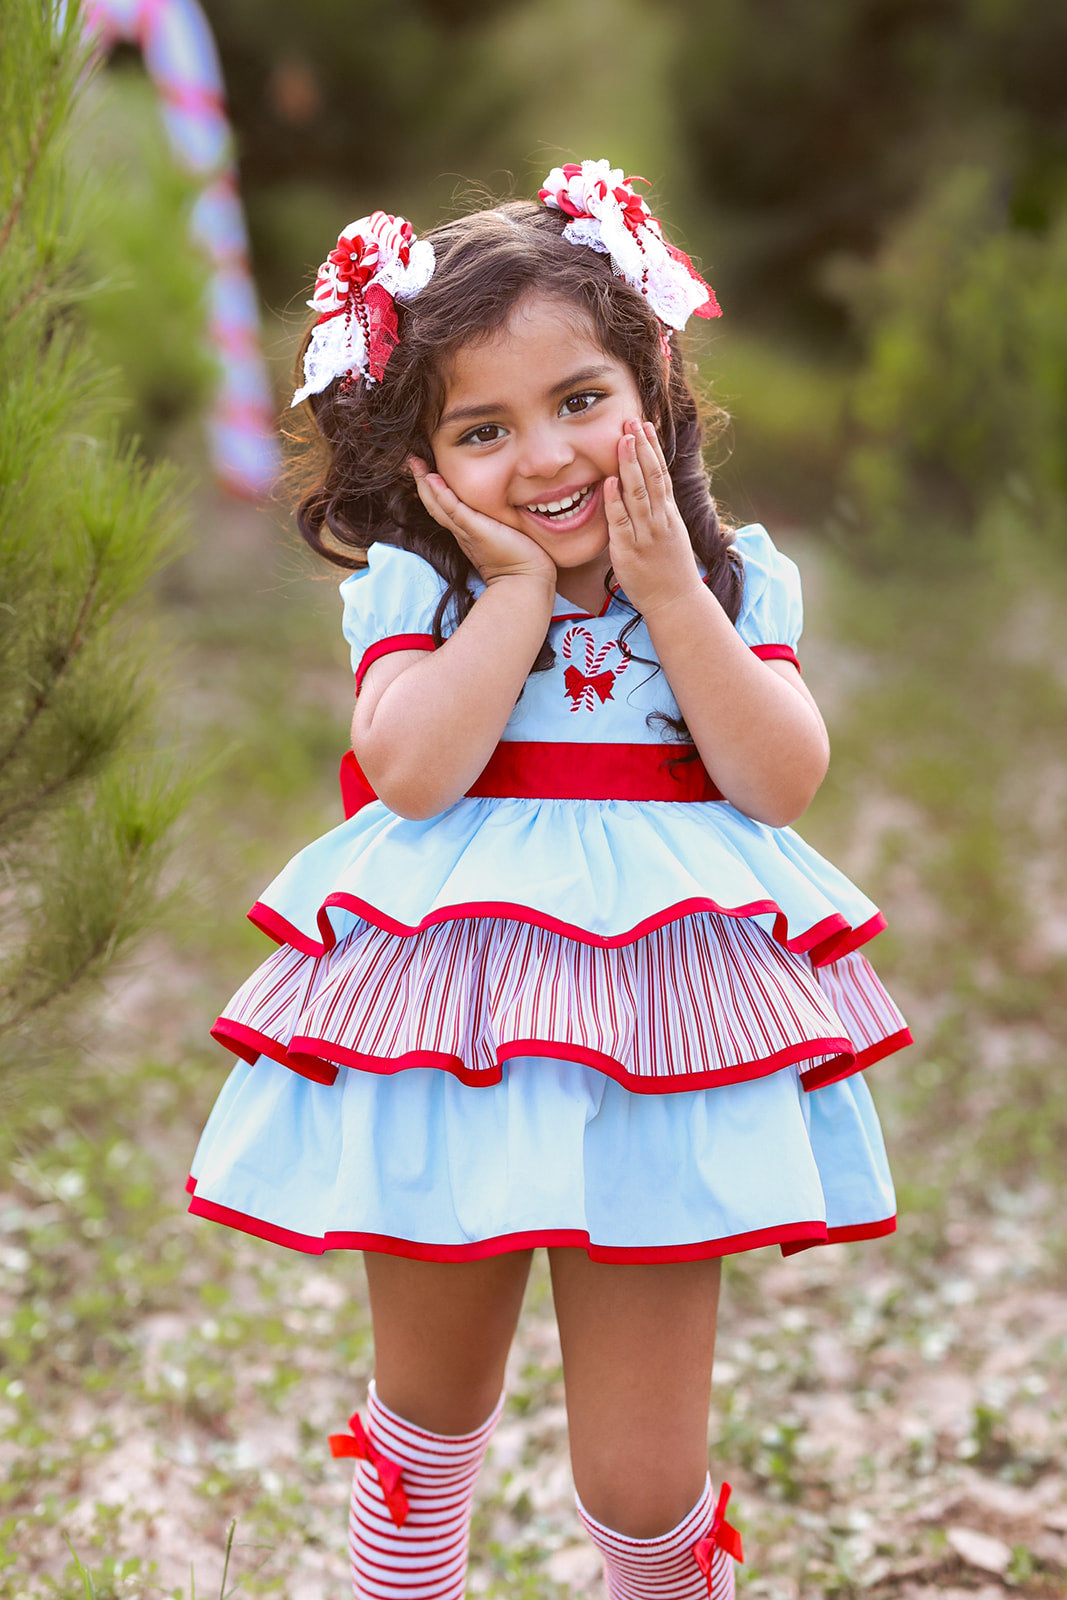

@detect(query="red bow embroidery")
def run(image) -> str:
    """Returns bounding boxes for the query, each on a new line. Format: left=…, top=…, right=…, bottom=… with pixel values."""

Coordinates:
left=693, top=1482, right=744, bottom=1593
left=329, top=1413, right=410, bottom=1528
left=564, top=664, right=616, bottom=705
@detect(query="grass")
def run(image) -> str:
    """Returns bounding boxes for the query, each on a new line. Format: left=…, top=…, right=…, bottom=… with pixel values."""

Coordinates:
left=1, top=496, right=1065, bottom=1595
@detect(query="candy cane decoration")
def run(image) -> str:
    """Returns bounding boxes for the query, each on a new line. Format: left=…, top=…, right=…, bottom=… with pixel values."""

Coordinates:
left=561, top=626, right=630, bottom=713
left=80, top=0, right=280, bottom=499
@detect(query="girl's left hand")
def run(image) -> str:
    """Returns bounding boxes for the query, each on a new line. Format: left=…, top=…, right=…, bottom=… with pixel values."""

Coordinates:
left=604, top=420, right=704, bottom=618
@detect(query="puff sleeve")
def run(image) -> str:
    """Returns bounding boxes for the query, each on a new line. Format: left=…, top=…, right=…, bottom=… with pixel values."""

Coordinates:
left=339, top=544, right=449, bottom=691
left=731, top=523, right=804, bottom=670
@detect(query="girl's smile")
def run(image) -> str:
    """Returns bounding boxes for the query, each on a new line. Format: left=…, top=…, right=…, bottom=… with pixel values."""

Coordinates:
left=429, top=292, right=645, bottom=608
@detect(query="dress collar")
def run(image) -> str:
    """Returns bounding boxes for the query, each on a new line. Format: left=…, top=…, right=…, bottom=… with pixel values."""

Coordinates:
left=551, top=558, right=711, bottom=622
left=552, top=586, right=620, bottom=622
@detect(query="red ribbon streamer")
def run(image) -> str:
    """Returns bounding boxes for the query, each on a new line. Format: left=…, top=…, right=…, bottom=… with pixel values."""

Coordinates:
left=329, top=1412, right=410, bottom=1528
left=694, top=1482, right=744, bottom=1592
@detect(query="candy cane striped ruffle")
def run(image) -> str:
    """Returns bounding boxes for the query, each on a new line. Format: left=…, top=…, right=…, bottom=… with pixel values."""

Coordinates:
left=212, top=909, right=910, bottom=1093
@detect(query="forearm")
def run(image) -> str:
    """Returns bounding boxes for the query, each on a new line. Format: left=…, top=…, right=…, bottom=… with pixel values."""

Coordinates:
left=644, top=582, right=830, bottom=826
left=353, top=573, right=555, bottom=818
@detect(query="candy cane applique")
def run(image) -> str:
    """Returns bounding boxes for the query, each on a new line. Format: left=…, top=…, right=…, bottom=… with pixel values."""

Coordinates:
left=561, top=627, right=630, bottom=713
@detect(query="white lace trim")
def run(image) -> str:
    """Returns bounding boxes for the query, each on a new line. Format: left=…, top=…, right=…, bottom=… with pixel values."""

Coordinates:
left=543, top=158, right=713, bottom=331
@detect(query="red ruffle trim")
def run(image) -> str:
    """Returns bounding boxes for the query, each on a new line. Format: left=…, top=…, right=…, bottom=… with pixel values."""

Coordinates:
left=211, top=1015, right=913, bottom=1095
left=185, top=1177, right=896, bottom=1263
left=249, top=893, right=887, bottom=969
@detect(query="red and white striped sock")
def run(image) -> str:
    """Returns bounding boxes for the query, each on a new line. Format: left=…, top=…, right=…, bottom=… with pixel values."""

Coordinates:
left=343, top=1380, right=503, bottom=1600
left=576, top=1477, right=738, bottom=1600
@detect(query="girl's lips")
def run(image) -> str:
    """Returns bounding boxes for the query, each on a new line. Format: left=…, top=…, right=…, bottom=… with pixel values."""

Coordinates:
left=519, top=482, right=601, bottom=533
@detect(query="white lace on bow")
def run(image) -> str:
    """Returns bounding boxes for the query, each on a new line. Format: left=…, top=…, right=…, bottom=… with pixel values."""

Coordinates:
left=539, top=159, right=720, bottom=332
left=292, top=211, right=435, bottom=405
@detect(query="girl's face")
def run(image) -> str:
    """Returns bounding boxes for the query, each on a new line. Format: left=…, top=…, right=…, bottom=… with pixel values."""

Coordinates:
left=429, top=293, right=645, bottom=605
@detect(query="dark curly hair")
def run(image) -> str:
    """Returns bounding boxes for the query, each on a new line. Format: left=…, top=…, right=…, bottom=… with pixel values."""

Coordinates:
left=291, top=199, right=742, bottom=658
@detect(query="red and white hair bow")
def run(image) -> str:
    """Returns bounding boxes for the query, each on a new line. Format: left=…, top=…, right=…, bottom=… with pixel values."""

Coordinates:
left=539, top=160, right=721, bottom=333
left=292, top=211, right=435, bottom=405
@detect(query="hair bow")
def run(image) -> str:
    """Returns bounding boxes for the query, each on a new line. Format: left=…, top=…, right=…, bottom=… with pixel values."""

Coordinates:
left=539, top=159, right=721, bottom=333
left=292, top=211, right=435, bottom=405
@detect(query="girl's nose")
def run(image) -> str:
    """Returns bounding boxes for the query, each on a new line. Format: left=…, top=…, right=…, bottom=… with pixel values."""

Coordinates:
left=514, top=423, right=575, bottom=482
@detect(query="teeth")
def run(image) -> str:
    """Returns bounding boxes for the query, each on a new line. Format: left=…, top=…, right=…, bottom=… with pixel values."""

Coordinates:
left=527, top=486, right=591, bottom=516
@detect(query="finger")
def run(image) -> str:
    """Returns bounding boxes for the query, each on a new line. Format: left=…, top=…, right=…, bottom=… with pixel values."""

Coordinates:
left=633, top=422, right=671, bottom=510
left=424, top=473, right=486, bottom=536
left=417, top=472, right=507, bottom=556
left=603, top=473, right=636, bottom=547
left=641, top=420, right=672, bottom=478
left=616, top=429, right=653, bottom=530
left=412, top=469, right=465, bottom=538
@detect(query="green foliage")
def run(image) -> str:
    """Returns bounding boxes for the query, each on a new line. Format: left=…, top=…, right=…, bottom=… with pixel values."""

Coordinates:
left=678, top=0, right=1067, bottom=336
left=199, top=0, right=685, bottom=306
left=699, top=328, right=849, bottom=524
left=803, top=527, right=1067, bottom=1202
left=0, top=0, right=189, bottom=1084
left=73, top=66, right=215, bottom=457
left=833, top=167, right=1067, bottom=560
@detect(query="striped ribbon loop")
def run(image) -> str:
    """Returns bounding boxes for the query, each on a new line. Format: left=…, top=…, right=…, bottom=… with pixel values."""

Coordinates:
left=694, top=1481, right=744, bottom=1591
left=329, top=1412, right=410, bottom=1528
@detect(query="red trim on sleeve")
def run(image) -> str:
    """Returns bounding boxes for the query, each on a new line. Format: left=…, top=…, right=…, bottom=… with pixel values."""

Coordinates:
left=354, top=633, right=435, bottom=693
left=750, top=643, right=801, bottom=672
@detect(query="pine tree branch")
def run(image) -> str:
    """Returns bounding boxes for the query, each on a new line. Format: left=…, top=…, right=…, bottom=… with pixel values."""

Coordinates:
left=0, top=48, right=61, bottom=263
left=3, top=268, right=50, bottom=327
left=0, top=838, right=146, bottom=1034
left=0, top=558, right=101, bottom=779
left=0, top=767, right=88, bottom=834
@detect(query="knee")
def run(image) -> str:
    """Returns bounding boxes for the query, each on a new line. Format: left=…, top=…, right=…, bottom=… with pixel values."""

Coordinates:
left=374, top=1370, right=504, bottom=1436
left=574, top=1457, right=709, bottom=1539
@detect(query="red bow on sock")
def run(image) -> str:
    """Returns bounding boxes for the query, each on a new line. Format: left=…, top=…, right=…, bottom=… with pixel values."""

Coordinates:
left=694, top=1482, right=744, bottom=1592
left=329, top=1412, right=410, bottom=1528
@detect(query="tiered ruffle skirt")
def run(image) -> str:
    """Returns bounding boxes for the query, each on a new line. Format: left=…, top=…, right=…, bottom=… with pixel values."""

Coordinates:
left=189, top=797, right=909, bottom=1261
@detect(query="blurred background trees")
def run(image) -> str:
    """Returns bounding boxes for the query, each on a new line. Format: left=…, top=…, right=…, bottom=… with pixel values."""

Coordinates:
left=5, top=0, right=1064, bottom=1084
left=0, top=4, right=195, bottom=1085
left=186, top=0, right=1067, bottom=551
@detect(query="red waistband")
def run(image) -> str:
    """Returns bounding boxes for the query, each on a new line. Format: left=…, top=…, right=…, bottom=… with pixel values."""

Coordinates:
left=467, top=741, right=723, bottom=801
left=340, top=743, right=722, bottom=816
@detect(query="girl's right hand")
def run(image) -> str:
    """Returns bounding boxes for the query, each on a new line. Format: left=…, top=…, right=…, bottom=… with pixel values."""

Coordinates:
left=409, top=458, right=556, bottom=589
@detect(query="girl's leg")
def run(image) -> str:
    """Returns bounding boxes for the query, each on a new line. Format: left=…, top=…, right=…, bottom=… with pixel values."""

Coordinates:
left=549, top=1250, right=736, bottom=1598
left=340, top=1250, right=531, bottom=1600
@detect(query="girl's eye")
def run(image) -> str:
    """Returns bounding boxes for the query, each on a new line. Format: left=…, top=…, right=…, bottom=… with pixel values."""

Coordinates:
left=561, top=391, right=602, bottom=416
left=459, top=423, right=505, bottom=446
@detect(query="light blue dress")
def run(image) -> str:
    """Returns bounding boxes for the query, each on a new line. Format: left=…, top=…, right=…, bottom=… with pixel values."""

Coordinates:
left=189, top=526, right=906, bottom=1261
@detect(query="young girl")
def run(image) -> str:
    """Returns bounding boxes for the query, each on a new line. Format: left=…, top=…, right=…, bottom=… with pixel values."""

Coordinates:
left=188, top=160, right=910, bottom=1599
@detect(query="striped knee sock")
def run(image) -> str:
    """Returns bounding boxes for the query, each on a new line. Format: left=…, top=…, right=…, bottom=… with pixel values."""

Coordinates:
left=577, top=1477, right=741, bottom=1600
left=331, top=1380, right=504, bottom=1600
